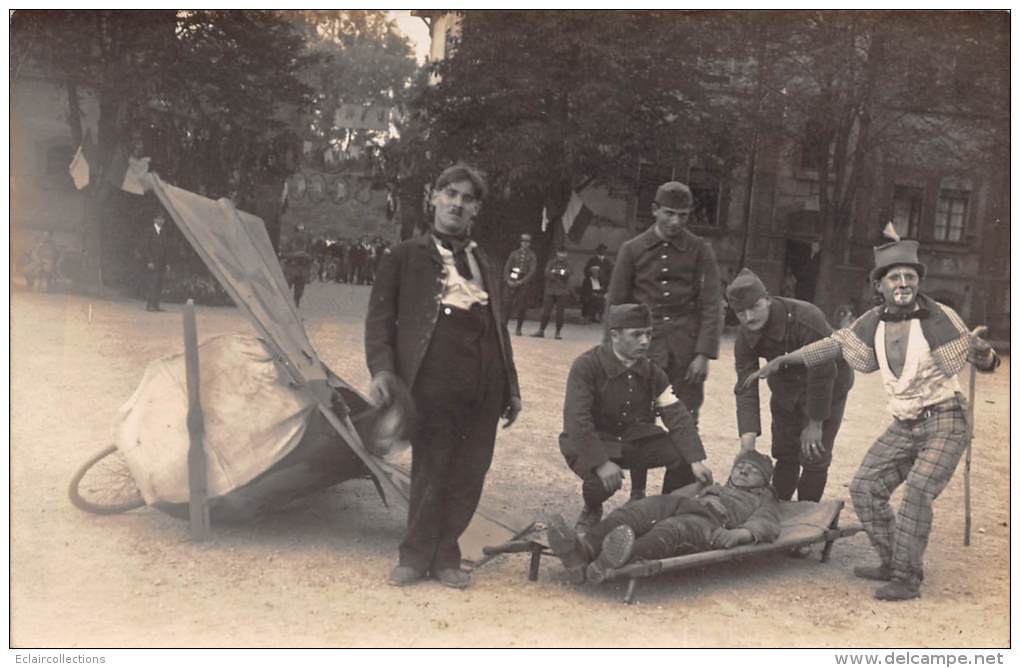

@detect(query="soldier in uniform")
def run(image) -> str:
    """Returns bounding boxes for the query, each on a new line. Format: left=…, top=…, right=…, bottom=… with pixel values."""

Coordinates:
left=533, top=247, right=572, bottom=340
left=559, top=303, right=713, bottom=531
left=606, top=181, right=723, bottom=497
left=502, top=233, right=538, bottom=335
left=728, top=267, right=854, bottom=502
left=282, top=224, right=312, bottom=307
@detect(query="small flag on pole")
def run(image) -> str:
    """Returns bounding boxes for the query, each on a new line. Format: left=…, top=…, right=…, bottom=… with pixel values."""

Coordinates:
left=68, top=145, right=90, bottom=190
left=882, top=221, right=901, bottom=242
left=562, top=190, right=595, bottom=243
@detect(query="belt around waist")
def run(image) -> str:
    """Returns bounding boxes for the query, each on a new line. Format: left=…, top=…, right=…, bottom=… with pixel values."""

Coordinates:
left=897, top=395, right=964, bottom=423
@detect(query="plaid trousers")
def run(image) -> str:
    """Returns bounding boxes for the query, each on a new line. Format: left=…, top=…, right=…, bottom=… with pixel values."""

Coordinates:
left=849, top=396, right=970, bottom=587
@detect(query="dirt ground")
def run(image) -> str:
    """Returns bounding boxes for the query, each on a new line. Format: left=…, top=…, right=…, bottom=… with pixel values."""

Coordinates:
left=9, top=281, right=1011, bottom=648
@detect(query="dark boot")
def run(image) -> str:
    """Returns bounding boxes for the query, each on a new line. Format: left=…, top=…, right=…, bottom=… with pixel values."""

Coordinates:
left=547, top=513, right=593, bottom=584
left=875, top=579, right=920, bottom=601
left=853, top=564, right=893, bottom=581
left=586, top=525, right=635, bottom=585
left=574, top=504, right=603, bottom=534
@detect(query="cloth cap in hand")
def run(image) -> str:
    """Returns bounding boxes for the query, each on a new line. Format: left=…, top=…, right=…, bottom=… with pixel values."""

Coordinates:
left=734, top=450, right=774, bottom=481
left=870, top=239, right=926, bottom=282
left=726, top=267, right=768, bottom=312
left=608, top=303, right=652, bottom=330
left=654, top=182, right=694, bottom=210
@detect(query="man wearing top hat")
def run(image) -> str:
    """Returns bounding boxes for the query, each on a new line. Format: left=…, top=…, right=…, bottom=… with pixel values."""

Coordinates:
left=727, top=267, right=854, bottom=503
left=560, top=303, right=713, bottom=532
left=503, top=233, right=538, bottom=335
left=743, top=239, right=999, bottom=601
left=606, top=182, right=723, bottom=428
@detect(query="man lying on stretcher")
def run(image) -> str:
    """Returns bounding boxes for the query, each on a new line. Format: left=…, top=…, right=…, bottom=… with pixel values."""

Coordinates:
left=548, top=450, right=781, bottom=584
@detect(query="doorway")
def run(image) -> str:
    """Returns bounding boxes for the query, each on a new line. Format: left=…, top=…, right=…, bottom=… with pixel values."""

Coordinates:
left=783, top=239, right=819, bottom=303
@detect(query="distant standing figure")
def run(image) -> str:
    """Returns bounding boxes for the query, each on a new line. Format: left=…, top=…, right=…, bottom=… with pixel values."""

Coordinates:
left=141, top=212, right=170, bottom=312
left=502, top=233, right=538, bottom=336
left=25, top=230, right=59, bottom=292
left=584, top=243, right=613, bottom=286
left=282, top=224, right=312, bottom=308
left=533, top=247, right=572, bottom=340
left=580, top=264, right=607, bottom=323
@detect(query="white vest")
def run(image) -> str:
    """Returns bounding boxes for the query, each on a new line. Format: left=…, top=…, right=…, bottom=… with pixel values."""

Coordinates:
left=875, top=319, right=960, bottom=420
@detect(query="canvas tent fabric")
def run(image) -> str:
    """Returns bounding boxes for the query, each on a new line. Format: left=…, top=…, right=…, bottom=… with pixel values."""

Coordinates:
left=149, top=178, right=325, bottom=387
left=115, top=334, right=317, bottom=504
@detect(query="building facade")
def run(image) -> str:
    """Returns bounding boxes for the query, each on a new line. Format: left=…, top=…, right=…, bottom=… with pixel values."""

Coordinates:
left=417, top=11, right=1009, bottom=336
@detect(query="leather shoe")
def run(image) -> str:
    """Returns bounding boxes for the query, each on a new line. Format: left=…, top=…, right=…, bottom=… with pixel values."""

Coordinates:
left=875, top=579, right=920, bottom=601
left=388, top=565, right=425, bottom=587
left=854, top=564, right=893, bottom=581
left=435, top=568, right=471, bottom=589
left=531, top=331, right=545, bottom=338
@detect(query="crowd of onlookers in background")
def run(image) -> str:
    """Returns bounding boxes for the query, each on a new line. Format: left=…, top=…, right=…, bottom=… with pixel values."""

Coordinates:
left=307, top=235, right=392, bottom=286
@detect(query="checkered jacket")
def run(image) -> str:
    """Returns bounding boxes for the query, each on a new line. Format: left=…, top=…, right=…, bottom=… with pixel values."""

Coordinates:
left=799, top=294, right=996, bottom=377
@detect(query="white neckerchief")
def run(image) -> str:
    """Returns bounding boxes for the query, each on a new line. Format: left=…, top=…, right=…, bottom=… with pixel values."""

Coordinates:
left=433, top=237, right=488, bottom=309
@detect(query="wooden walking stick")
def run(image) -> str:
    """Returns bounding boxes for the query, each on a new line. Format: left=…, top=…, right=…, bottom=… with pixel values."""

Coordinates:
left=964, top=362, right=976, bottom=547
left=184, top=299, right=211, bottom=540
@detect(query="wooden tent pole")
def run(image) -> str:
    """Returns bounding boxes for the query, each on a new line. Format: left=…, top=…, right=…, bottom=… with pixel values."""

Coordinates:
left=964, top=363, right=976, bottom=547
left=184, top=299, right=211, bottom=540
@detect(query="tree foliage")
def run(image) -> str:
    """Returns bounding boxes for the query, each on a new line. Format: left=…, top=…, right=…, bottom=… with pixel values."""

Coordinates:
left=11, top=10, right=418, bottom=289
left=421, top=11, right=744, bottom=253
left=720, top=11, right=1008, bottom=314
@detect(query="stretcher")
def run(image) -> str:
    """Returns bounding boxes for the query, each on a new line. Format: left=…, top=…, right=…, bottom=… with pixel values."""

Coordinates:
left=483, top=499, right=864, bottom=604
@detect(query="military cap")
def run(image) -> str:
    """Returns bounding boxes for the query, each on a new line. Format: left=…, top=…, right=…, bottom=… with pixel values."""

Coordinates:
left=654, top=181, right=694, bottom=210
left=734, top=449, right=774, bottom=481
left=726, top=267, right=768, bottom=312
left=520, top=233, right=532, bottom=241
left=608, top=303, right=652, bottom=330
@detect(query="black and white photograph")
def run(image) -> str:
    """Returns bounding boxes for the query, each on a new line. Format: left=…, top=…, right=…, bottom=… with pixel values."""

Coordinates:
left=8, top=9, right=1011, bottom=653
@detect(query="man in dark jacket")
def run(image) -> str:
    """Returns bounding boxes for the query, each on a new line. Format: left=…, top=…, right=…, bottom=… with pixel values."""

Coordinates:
left=141, top=211, right=171, bottom=312
left=548, top=450, right=780, bottom=584
left=502, top=233, right=538, bottom=335
left=584, top=243, right=613, bottom=286
left=606, top=182, right=723, bottom=426
left=366, top=164, right=522, bottom=590
left=560, top=303, right=713, bottom=532
left=728, top=268, right=854, bottom=502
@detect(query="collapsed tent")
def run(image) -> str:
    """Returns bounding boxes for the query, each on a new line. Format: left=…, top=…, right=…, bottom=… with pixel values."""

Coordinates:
left=137, top=174, right=524, bottom=561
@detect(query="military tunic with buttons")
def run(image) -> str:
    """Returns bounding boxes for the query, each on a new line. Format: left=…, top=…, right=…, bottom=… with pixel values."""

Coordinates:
left=606, top=226, right=723, bottom=416
left=733, top=296, right=854, bottom=501
left=559, top=343, right=707, bottom=507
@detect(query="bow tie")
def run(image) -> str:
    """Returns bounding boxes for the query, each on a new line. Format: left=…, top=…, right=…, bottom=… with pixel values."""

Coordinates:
left=880, top=308, right=928, bottom=322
